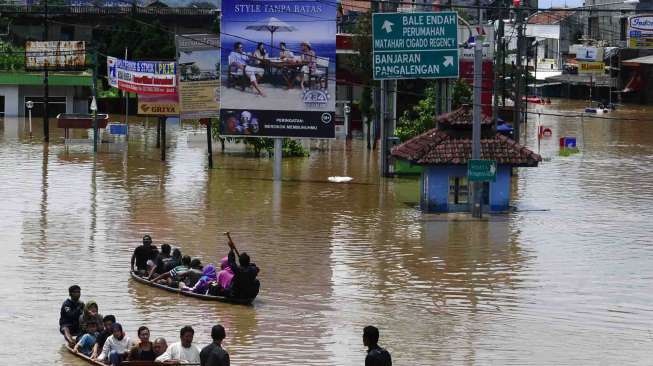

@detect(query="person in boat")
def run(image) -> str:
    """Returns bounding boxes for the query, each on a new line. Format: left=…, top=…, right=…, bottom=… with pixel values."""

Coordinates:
left=363, top=326, right=392, bottom=366
left=78, top=300, right=103, bottom=334
left=208, top=257, right=234, bottom=297
left=147, top=243, right=172, bottom=279
left=227, top=250, right=260, bottom=299
left=131, top=235, right=158, bottom=275
left=98, top=323, right=133, bottom=366
left=180, top=264, right=217, bottom=295
left=73, top=319, right=100, bottom=357
left=91, top=315, right=116, bottom=360
left=164, top=248, right=183, bottom=273
left=153, top=337, right=168, bottom=359
left=180, top=258, right=204, bottom=287
left=151, top=255, right=192, bottom=287
left=200, top=324, right=230, bottom=366
left=60, top=285, right=84, bottom=347
left=155, top=325, right=201, bottom=364
left=127, top=326, right=156, bottom=361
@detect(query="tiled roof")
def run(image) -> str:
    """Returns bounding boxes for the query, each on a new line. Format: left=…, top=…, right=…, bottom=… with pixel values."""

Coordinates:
left=436, top=106, right=493, bottom=125
left=527, top=10, right=575, bottom=25
left=391, top=128, right=542, bottom=167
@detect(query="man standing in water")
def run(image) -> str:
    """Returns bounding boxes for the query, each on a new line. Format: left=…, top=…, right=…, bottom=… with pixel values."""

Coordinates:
left=200, top=325, right=230, bottom=366
left=363, top=326, right=391, bottom=366
left=131, top=235, right=158, bottom=275
left=155, top=325, right=201, bottom=363
left=60, top=285, right=84, bottom=346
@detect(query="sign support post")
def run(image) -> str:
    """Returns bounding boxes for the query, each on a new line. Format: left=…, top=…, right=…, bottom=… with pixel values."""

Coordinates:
left=273, top=138, right=282, bottom=181
left=472, top=34, right=483, bottom=218
left=43, top=0, right=49, bottom=143
left=206, top=119, right=213, bottom=169
left=160, top=116, right=166, bottom=161
left=91, top=48, right=98, bottom=153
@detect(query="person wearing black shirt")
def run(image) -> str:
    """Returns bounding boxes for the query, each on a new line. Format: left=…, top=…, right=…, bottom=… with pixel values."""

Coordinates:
left=147, top=243, right=172, bottom=279
left=59, top=285, right=84, bottom=347
left=200, top=325, right=230, bottom=366
left=227, top=250, right=260, bottom=298
left=131, top=235, right=158, bottom=275
left=363, top=326, right=391, bottom=366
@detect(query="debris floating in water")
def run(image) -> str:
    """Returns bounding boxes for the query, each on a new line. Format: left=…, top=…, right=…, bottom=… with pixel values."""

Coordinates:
left=328, top=176, right=353, bottom=183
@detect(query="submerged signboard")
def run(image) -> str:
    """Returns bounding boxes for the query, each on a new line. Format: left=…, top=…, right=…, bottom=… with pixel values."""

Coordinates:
left=220, top=0, right=336, bottom=138
left=107, top=56, right=177, bottom=95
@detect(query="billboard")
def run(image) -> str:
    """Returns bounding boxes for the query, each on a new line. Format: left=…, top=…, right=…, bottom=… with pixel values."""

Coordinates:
left=220, top=0, right=336, bottom=138
left=578, top=61, right=605, bottom=74
left=22, top=0, right=220, bottom=8
left=176, top=34, right=220, bottom=119
left=575, top=46, right=602, bottom=61
left=628, top=15, right=653, bottom=49
left=138, top=94, right=180, bottom=115
left=25, top=41, right=85, bottom=71
left=107, top=56, right=177, bottom=95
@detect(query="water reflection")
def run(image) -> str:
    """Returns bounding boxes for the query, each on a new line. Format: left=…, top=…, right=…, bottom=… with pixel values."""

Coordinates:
left=1, top=102, right=653, bottom=365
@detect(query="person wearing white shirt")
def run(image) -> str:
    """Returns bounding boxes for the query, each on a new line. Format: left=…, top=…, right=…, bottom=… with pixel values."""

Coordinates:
left=228, top=42, right=265, bottom=96
left=98, top=323, right=133, bottom=366
left=155, top=325, right=201, bottom=364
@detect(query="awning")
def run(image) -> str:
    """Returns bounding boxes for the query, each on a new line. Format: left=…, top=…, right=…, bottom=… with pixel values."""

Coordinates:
left=623, top=72, right=642, bottom=93
left=530, top=70, right=562, bottom=80
left=622, top=55, right=653, bottom=67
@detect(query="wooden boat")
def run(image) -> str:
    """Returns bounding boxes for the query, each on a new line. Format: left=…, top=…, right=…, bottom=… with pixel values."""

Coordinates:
left=130, top=271, right=255, bottom=305
left=65, top=345, right=158, bottom=366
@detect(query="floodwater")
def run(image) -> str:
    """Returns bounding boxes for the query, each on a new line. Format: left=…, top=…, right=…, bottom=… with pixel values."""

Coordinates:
left=1, top=100, right=653, bottom=365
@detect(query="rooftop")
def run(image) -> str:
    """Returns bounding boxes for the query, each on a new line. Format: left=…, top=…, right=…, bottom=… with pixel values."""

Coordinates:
left=391, top=129, right=542, bottom=167
left=0, top=72, right=92, bottom=87
left=527, top=10, right=575, bottom=25
left=436, top=106, right=493, bottom=126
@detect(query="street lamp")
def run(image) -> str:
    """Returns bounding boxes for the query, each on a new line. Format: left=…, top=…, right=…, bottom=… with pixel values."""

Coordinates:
left=25, top=100, right=34, bottom=138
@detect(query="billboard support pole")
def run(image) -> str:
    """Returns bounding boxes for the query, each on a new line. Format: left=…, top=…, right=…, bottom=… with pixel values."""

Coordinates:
left=43, top=0, right=49, bottom=143
left=156, top=118, right=161, bottom=148
left=273, top=138, right=282, bottom=181
left=206, top=119, right=213, bottom=169
left=160, top=116, right=166, bottom=161
left=380, top=80, right=388, bottom=177
left=92, top=48, right=98, bottom=154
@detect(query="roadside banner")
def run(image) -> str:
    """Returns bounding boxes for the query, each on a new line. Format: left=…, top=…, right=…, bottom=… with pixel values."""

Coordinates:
left=137, top=94, right=180, bottom=115
left=107, top=56, right=177, bottom=95
left=25, top=41, right=85, bottom=70
left=176, top=34, right=220, bottom=119
left=220, top=0, right=336, bottom=138
left=578, top=61, right=605, bottom=74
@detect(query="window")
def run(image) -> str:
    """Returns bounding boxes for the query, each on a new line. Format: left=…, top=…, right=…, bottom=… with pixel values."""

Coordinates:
left=448, top=176, right=469, bottom=205
left=60, top=26, right=75, bottom=41
left=620, top=17, right=628, bottom=41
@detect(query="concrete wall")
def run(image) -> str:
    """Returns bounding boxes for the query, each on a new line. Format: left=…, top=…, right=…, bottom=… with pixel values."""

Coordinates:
left=0, top=85, right=20, bottom=116
left=420, top=164, right=513, bottom=213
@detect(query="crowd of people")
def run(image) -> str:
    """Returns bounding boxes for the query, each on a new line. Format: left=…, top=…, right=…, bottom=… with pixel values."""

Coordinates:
left=130, top=235, right=260, bottom=299
left=59, top=285, right=230, bottom=365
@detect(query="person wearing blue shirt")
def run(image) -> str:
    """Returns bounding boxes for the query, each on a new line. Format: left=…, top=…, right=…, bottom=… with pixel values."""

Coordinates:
left=74, top=321, right=100, bottom=356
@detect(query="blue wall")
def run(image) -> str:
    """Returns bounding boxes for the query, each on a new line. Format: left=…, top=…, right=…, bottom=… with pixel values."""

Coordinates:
left=419, top=164, right=512, bottom=213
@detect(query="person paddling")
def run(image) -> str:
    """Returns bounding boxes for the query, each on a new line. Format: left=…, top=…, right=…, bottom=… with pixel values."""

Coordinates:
left=224, top=232, right=260, bottom=299
left=60, top=285, right=84, bottom=347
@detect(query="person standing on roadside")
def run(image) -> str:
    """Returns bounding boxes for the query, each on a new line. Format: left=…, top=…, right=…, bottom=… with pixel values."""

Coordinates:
left=60, top=285, right=84, bottom=347
left=200, top=325, right=230, bottom=366
left=363, top=326, right=391, bottom=366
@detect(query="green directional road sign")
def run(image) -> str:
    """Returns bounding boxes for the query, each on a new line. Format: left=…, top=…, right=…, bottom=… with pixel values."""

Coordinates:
left=372, top=11, right=459, bottom=80
left=468, top=159, right=497, bottom=182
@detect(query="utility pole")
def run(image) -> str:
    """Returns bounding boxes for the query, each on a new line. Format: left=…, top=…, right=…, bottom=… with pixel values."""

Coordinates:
left=513, top=3, right=523, bottom=143
left=43, top=0, right=49, bottom=142
left=91, top=48, right=98, bottom=153
left=471, top=8, right=483, bottom=218
left=494, top=16, right=504, bottom=130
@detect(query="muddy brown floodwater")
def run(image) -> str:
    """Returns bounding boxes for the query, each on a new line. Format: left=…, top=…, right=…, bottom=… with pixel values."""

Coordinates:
left=1, top=99, right=653, bottom=365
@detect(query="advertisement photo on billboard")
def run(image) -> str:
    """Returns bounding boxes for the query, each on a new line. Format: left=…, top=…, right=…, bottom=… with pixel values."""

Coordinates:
left=220, top=0, right=336, bottom=138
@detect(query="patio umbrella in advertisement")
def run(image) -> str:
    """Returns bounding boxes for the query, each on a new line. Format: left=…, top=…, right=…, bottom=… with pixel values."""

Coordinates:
left=245, top=17, right=297, bottom=53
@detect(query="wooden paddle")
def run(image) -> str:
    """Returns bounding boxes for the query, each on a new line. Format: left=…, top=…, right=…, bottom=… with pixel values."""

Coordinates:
left=223, top=231, right=241, bottom=258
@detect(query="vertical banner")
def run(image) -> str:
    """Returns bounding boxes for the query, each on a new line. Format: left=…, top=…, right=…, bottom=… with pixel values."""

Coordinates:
left=176, top=34, right=221, bottom=119
left=220, top=0, right=336, bottom=138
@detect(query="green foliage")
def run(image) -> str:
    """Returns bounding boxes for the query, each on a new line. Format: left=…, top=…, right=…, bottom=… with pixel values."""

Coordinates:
left=0, top=42, right=24, bottom=71
left=396, top=83, right=437, bottom=142
left=452, top=79, right=472, bottom=109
